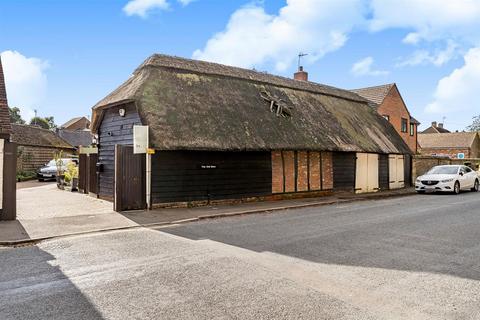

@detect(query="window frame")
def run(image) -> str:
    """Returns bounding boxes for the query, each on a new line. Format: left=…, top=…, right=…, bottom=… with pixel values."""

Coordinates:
left=409, top=123, right=415, bottom=136
left=401, top=118, right=408, bottom=133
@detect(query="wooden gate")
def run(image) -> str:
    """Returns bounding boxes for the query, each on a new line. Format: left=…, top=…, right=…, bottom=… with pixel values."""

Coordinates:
left=79, top=152, right=98, bottom=195
left=115, top=145, right=146, bottom=211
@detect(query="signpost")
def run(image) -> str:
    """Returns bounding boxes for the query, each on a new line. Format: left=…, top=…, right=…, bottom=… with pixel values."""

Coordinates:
left=133, top=126, right=151, bottom=209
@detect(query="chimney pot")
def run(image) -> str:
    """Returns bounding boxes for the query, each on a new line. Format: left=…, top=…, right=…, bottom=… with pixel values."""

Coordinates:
left=438, top=123, right=443, bottom=128
left=432, top=121, right=437, bottom=127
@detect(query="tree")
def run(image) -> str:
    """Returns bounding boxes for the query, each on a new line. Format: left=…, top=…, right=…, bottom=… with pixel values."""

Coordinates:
left=466, top=115, right=480, bottom=132
left=9, top=107, right=25, bottom=124
left=29, top=117, right=50, bottom=130
left=29, top=116, right=57, bottom=130
left=45, top=116, right=57, bottom=130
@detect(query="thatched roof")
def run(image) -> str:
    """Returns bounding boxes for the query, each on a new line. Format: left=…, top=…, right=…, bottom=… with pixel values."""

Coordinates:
left=92, top=54, right=411, bottom=154
left=11, top=124, right=74, bottom=149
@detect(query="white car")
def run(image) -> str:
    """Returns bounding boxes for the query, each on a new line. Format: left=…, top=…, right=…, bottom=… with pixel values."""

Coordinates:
left=415, top=165, right=479, bottom=194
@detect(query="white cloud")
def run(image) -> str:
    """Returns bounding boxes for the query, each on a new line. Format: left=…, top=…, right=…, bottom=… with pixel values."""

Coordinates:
left=426, top=47, right=480, bottom=114
left=1, top=50, right=49, bottom=120
left=351, top=56, right=389, bottom=77
left=123, top=0, right=195, bottom=17
left=192, top=0, right=480, bottom=72
left=123, top=0, right=169, bottom=18
left=369, top=0, right=480, bottom=43
left=397, top=40, right=460, bottom=67
left=193, top=0, right=366, bottom=71
left=402, top=32, right=421, bottom=45
left=177, top=0, right=195, bottom=6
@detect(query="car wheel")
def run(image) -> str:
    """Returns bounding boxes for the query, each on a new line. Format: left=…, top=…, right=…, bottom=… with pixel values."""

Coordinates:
left=472, top=179, right=479, bottom=192
left=454, top=181, right=461, bottom=194
left=416, top=190, right=425, bottom=194
left=38, top=178, right=44, bottom=182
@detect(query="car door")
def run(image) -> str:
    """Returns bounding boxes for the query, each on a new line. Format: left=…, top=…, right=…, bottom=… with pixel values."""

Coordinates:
left=465, top=166, right=476, bottom=187
left=459, top=166, right=470, bottom=189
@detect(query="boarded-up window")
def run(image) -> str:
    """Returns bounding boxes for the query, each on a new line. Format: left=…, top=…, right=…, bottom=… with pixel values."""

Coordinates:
left=272, top=150, right=333, bottom=193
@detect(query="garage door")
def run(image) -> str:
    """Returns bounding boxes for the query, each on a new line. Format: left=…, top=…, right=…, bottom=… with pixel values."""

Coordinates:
left=355, top=153, right=379, bottom=194
left=389, top=154, right=405, bottom=189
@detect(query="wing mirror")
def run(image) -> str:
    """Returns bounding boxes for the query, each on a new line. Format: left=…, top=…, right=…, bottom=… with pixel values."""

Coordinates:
left=459, top=172, right=464, bottom=176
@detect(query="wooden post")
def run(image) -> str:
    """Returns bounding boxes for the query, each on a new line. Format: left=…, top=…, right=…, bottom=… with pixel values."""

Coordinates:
left=114, top=144, right=122, bottom=212
left=1, top=141, right=16, bottom=220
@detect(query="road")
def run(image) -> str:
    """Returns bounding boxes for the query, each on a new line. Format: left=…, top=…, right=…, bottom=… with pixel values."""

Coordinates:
left=1, top=192, right=480, bottom=319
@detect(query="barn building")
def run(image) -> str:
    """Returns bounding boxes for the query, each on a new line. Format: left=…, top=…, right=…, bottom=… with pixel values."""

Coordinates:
left=91, top=55, right=412, bottom=211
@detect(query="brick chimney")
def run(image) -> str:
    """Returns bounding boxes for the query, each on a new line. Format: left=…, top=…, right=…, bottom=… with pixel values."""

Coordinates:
left=294, top=66, right=308, bottom=81
left=438, top=123, right=444, bottom=129
left=431, top=121, right=437, bottom=128
left=0, top=55, right=12, bottom=136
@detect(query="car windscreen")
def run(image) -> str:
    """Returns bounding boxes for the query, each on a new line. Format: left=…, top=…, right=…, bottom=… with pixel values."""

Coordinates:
left=46, top=160, right=56, bottom=166
left=427, top=166, right=459, bottom=175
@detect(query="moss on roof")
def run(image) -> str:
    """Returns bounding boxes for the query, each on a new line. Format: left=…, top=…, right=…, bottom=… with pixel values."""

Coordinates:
left=11, top=124, right=74, bottom=149
left=92, top=54, right=411, bottom=154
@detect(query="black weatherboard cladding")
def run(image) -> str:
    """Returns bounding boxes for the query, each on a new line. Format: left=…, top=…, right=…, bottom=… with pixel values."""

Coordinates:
left=98, top=104, right=142, bottom=199
left=332, top=152, right=356, bottom=191
left=379, top=154, right=389, bottom=190
left=404, top=154, right=412, bottom=186
left=151, top=151, right=272, bottom=203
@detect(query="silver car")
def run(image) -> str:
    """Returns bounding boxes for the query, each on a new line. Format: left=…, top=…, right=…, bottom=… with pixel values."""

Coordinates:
left=37, top=158, right=78, bottom=181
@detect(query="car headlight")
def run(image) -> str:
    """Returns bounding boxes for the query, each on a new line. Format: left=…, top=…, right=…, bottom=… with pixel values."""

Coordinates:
left=416, top=178, right=421, bottom=182
left=441, top=178, right=454, bottom=183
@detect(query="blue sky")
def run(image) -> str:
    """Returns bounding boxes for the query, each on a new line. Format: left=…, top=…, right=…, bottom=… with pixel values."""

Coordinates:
left=1, top=0, right=479, bottom=131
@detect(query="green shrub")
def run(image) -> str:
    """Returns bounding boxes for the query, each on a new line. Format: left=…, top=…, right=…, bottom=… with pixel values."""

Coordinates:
left=17, top=171, right=36, bottom=182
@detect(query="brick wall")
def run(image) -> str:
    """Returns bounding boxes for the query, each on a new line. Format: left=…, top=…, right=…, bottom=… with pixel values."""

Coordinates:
left=419, top=147, right=471, bottom=159
left=16, top=145, right=75, bottom=173
left=271, top=150, right=333, bottom=194
left=412, top=155, right=480, bottom=183
left=377, top=86, right=417, bottom=153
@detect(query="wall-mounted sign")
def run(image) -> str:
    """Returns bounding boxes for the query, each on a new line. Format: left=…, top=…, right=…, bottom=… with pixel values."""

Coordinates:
left=133, top=125, right=149, bottom=154
left=458, top=153, right=465, bottom=159
left=79, top=146, right=98, bottom=154
left=147, top=148, right=155, bottom=155
left=198, top=164, right=218, bottom=169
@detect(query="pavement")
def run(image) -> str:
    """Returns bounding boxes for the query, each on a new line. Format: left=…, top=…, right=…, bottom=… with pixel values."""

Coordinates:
left=0, top=182, right=415, bottom=245
left=1, top=192, right=479, bottom=319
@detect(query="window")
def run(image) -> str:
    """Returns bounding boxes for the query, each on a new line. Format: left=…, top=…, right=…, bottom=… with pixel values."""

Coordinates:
left=410, top=123, right=415, bottom=136
left=465, top=166, right=472, bottom=173
left=382, top=115, right=390, bottom=121
left=401, top=118, right=408, bottom=133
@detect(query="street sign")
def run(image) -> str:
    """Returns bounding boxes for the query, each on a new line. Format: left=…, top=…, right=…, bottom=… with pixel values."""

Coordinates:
left=458, top=153, right=465, bottom=159
left=133, top=125, right=149, bottom=154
